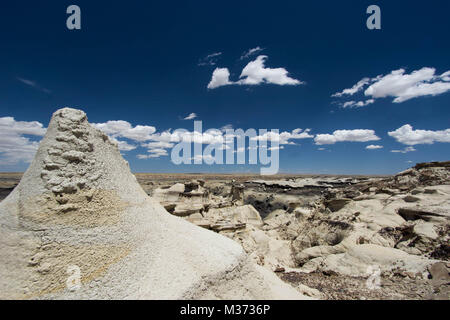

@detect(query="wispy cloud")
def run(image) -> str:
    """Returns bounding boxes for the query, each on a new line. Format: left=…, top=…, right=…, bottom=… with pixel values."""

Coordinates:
left=332, top=78, right=371, bottom=98
left=137, top=148, right=168, bottom=159
left=16, top=77, right=52, bottom=94
left=240, top=46, right=264, bottom=60
left=391, top=146, right=416, bottom=153
left=183, top=113, right=198, bottom=120
left=198, top=52, right=222, bottom=66
left=341, top=99, right=375, bottom=108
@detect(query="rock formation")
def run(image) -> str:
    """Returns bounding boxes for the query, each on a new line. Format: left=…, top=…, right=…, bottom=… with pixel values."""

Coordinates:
left=0, top=108, right=307, bottom=300
left=148, top=163, right=449, bottom=299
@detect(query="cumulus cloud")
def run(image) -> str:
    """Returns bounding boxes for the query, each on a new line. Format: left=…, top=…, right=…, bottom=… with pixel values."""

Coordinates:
left=237, top=56, right=302, bottom=86
left=93, top=120, right=159, bottom=153
left=314, top=129, right=380, bottom=145
left=92, top=120, right=156, bottom=142
left=0, top=116, right=46, bottom=165
left=138, top=127, right=313, bottom=159
left=391, top=146, right=416, bottom=153
left=442, top=71, right=450, bottom=81
left=251, top=129, right=313, bottom=145
left=137, top=129, right=228, bottom=158
left=142, top=141, right=174, bottom=149
left=0, top=115, right=315, bottom=163
left=366, top=144, right=383, bottom=150
left=388, top=124, right=450, bottom=145
left=183, top=113, right=197, bottom=120
left=109, top=137, right=137, bottom=151
left=333, top=67, right=450, bottom=106
left=137, top=148, right=168, bottom=159
left=207, top=68, right=233, bottom=89
left=207, top=55, right=303, bottom=89
left=198, top=52, right=222, bottom=66
left=365, top=68, right=450, bottom=103
left=240, top=46, right=264, bottom=60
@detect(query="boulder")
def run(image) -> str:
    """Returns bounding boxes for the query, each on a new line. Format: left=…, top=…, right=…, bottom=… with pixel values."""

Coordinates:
left=302, top=244, right=437, bottom=277
left=413, top=221, right=438, bottom=240
left=205, top=204, right=263, bottom=227
left=324, top=198, right=352, bottom=212
left=427, top=262, right=450, bottom=286
left=230, top=184, right=245, bottom=203
left=403, top=195, right=420, bottom=203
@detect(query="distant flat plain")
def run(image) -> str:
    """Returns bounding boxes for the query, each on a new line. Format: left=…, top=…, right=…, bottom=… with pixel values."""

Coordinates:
left=0, top=172, right=389, bottom=202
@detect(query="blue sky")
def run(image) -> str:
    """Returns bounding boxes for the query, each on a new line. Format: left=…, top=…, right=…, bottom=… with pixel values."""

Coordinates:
left=0, top=0, right=449, bottom=174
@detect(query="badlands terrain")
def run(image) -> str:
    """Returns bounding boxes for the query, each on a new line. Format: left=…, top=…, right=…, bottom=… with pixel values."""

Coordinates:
left=133, top=166, right=450, bottom=300
left=1, top=166, right=449, bottom=299
left=0, top=108, right=448, bottom=300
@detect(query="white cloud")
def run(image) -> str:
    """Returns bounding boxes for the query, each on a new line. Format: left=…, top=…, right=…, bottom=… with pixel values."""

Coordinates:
left=207, top=55, right=303, bottom=89
left=190, top=154, right=214, bottom=162
left=333, top=67, right=450, bottom=105
left=17, top=77, right=36, bottom=87
left=207, top=68, right=233, bottom=89
left=142, top=141, right=174, bottom=149
left=109, top=137, right=136, bottom=151
left=179, top=130, right=225, bottom=144
left=183, top=113, right=197, bottom=120
left=92, top=120, right=156, bottom=142
left=16, top=77, right=51, bottom=94
left=116, top=141, right=136, bottom=151
left=220, top=124, right=233, bottom=131
left=137, top=147, right=169, bottom=159
left=0, top=116, right=46, bottom=165
left=388, top=124, right=450, bottom=145
left=149, top=148, right=169, bottom=158
left=139, top=127, right=313, bottom=159
left=341, top=99, right=375, bottom=108
left=366, top=144, right=383, bottom=150
left=365, top=68, right=450, bottom=103
left=251, top=129, right=313, bottom=145
left=314, top=129, right=380, bottom=145
left=332, top=78, right=371, bottom=97
left=238, top=55, right=302, bottom=86
left=0, top=117, right=46, bottom=136
left=198, top=52, right=222, bottom=66
left=391, top=146, right=416, bottom=153
left=240, top=46, right=264, bottom=60
left=0, top=116, right=314, bottom=164
left=441, top=71, right=450, bottom=81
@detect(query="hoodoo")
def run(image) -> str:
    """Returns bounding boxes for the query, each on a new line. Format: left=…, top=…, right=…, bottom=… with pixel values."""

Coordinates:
left=0, top=108, right=306, bottom=299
